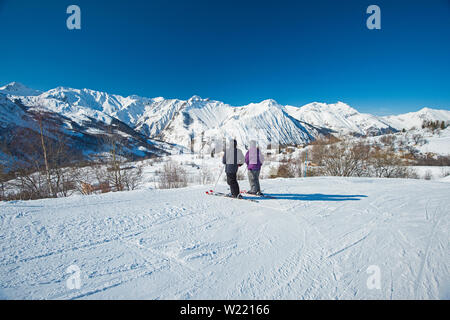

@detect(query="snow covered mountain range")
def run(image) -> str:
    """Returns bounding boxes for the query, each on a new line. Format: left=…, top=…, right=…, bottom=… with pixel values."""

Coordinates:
left=1, top=82, right=449, bottom=155
left=0, top=84, right=173, bottom=167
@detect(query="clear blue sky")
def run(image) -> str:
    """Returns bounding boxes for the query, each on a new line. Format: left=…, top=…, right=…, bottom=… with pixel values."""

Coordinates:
left=0, top=0, right=449, bottom=115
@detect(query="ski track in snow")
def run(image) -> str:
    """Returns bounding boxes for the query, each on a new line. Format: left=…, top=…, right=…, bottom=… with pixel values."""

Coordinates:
left=0, top=177, right=448, bottom=299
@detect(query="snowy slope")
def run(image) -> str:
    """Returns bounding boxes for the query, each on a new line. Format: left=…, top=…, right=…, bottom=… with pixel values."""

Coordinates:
left=416, top=127, right=450, bottom=155
left=361, top=124, right=450, bottom=158
left=0, top=177, right=448, bottom=299
left=0, top=93, right=30, bottom=128
left=382, top=108, right=450, bottom=130
left=285, top=102, right=395, bottom=136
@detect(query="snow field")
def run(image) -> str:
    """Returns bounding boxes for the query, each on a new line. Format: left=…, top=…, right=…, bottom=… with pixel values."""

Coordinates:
left=0, top=177, right=448, bottom=299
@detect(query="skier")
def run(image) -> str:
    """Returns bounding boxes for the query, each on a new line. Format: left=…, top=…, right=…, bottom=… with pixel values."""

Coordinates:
left=245, top=140, right=264, bottom=195
left=222, top=138, right=245, bottom=198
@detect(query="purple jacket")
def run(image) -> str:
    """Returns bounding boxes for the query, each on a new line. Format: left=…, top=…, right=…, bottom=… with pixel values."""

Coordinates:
left=245, top=147, right=264, bottom=170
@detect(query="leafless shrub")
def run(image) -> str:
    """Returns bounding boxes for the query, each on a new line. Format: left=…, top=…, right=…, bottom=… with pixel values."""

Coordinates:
left=405, top=145, right=419, bottom=158
left=311, top=143, right=326, bottom=166
left=156, top=161, right=188, bottom=189
left=267, top=166, right=278, bottom=179
left=423, top=170, right=433, bottom=180
left=406, top=168, right=419, bottom=179
left=412, top=134, right=425, bottom=146
left=380, top=135, right=396, bottom=146
left=199, top=165, right=214, bottom=185
left=440, top=167, right=450, bottom=178
left=276, top=163, right=296, bottom=178
left=89, top=161, right=108, bottom=190
left=86, top=157, right=143, bottom=193
left=8, top=168, right=48, bottom=200
left=305, top=166, right=323, bottom=177
left=122, top=164, right=144, bottom=190
left=313, top=141, right=370, bottom=177
left=98, top=182, right=112, bottom=193
left=2, top=118, right=149, bottom=200
left=415, top=154, right=450, bottom=166
left=369, top=147, right=403, bottom=178
left=279, top=155, right=289, bottom=163
left=3, top=112, right=80, bottom=200
left=91, top=126, right=144, bottom=192
left=310, top=135, right=341, bottom=146
left=285, top=147, right=295, bottom=154
left=397, top=137, right=407, bottom=147
left=0, top=164, right=7, bottom=200
left=266, top=159, right=298, bottom=179
left=80, top=181, right=94, bottom=195
left=153, top=156, right=163, bottom=164
left=307, top=138, right=419, bottom=179
left=310, top=136, right=344, bottom=166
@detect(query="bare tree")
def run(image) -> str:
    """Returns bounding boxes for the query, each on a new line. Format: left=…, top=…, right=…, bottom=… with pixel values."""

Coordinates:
left=35, top=113, right=55, bottom=197
left=98, top=125, right=128, bottom=192
left=276, top=162, right=296, bottom=178
left=380, top=135, right=396, bottom=146
left=423, top=170, right=432, bottom=180
left=369, top=147, right=407, bottom=178
left=412, top=133, right=425, bottom=146
left=318, top=141, right=370, bottom=177
left=122, top=163, right=144, bottom=190
left=0, top=163, right=6, bottom=200
left=199, top=165, right=213, bottom=185
left=157, top=161, right=188, bottom=189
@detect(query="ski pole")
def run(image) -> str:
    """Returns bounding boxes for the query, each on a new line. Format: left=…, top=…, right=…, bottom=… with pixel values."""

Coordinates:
left=213, top=165, right=225, bottom=190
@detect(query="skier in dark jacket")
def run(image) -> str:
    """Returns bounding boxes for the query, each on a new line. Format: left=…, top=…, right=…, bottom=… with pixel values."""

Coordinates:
left=222, top=138, right=245, bottom=198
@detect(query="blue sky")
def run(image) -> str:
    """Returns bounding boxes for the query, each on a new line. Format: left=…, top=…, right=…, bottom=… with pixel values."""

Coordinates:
left=0, top=0, right=449, bottom=115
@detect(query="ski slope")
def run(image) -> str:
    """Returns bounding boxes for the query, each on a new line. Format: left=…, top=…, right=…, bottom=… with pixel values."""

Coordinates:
left=0, top=177, right=448, bottom=299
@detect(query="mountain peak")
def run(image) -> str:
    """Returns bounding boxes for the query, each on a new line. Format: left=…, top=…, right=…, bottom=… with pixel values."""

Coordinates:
left=418, top=107, right=433, bottom=113
left=188, top=95, right=203, bottom=103
left=303, top=101, right=357, bottom=114
left=260, top=99, right=280, bottom=106
left=3, top=81, right=22, bottom=87
left=2, top=81, right=27, bottom=89
left=335, top=101, right=351, bottom=107
left=247, top=99, right=281, bottom=109
left=0, top=82, right=42, bottom=96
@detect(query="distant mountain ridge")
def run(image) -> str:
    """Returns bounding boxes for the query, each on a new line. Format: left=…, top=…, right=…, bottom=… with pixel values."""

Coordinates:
left=381, top=107, right=450, bottom=130
left=285, top=102, right=395, bottom=136
left=0, top=88, right=171, bottom=168
left=1, top=82, right=450, bottom=152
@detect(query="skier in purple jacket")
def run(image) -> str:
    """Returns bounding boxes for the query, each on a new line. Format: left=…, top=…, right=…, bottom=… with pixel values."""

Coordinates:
left=245, top=140, right=264, bottom=195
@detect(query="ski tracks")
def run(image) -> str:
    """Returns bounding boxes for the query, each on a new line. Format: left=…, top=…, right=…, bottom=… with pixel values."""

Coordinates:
left=413, top=202, right=447, bottom=299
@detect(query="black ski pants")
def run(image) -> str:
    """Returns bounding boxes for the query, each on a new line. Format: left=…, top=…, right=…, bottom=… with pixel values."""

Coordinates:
left=226, top=173, right=240, bottom=197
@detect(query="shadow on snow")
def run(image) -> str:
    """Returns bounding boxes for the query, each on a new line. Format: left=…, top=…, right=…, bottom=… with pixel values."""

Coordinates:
left=251, top=193, right=368, bottom=201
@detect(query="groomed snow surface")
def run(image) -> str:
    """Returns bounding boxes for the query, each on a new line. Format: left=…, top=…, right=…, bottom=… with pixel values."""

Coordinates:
left=0, top=177, right=448, bottom=300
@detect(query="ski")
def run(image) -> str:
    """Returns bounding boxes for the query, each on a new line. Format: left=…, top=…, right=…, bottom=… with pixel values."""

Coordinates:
left=206, top=190, right=259, bottom=203
left=240, top=190, right=276, bottom=199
